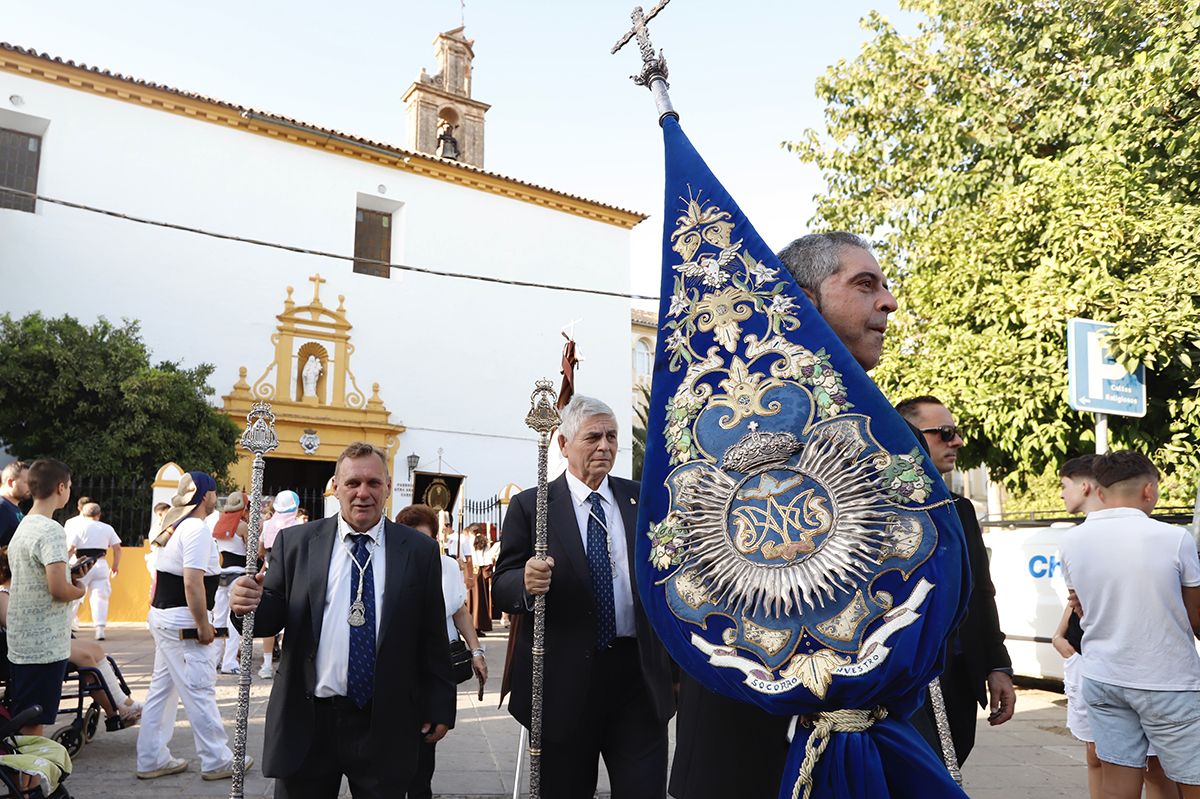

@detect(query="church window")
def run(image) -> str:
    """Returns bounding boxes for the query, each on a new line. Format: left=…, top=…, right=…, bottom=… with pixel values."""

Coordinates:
left=0, top=127, right=40, bottom=213
left=634, top=337, right=653, bottom=377
left=354, top=207, right=392, bottom=278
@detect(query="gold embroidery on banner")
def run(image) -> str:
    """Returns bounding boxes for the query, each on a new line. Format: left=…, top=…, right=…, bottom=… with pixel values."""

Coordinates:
left=675, top=570, right=716, bottom=610
left=741, top=617, right=792, bottom=657
left=780, top=649, right=850, bottom=700
left=815, top=593, right=871, bottom=643
left=878, top=515, right=923, bottom=561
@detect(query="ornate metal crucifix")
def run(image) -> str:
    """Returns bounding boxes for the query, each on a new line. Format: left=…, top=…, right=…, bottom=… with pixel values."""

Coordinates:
left=611, top=0, right=678, bottom=123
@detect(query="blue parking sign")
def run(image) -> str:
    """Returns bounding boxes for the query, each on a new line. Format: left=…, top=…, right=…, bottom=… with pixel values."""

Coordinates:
left=1067, top=318, right=1147, bottom=417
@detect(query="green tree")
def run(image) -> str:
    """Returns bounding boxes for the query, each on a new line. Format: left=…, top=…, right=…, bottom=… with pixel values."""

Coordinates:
left=0, top=313, right=240, bottom=481
left=787, top=0, right=1200, bottom=500
left=633, top=382, right=651, bottom=481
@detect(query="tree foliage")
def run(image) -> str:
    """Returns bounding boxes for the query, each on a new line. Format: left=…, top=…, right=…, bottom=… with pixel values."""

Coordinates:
left=788, top=0, right=1200, bottom=499
left=0, top=313, right=240, bottom=482
left=633, top=382, right=651, bottom=481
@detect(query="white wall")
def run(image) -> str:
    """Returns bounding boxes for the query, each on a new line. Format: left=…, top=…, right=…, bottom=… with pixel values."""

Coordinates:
left=0, top=73, right=638, bottom=497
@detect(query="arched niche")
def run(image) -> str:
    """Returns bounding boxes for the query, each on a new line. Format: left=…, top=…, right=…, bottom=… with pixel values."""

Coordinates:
left=295, top=341, right=330, bottom=404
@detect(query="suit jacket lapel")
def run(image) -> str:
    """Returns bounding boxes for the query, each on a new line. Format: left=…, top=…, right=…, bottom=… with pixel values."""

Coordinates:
left=549, top=474, right=590, bottom=587
left=611, top=478, right=640, bottom=582
left=376, top=520, right=411, bottom=652
left=307, top=517, right=338, bottom=647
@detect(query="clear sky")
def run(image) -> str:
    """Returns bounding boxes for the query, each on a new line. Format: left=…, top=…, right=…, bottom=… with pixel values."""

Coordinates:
left=4, top=0, right=917, bottom=304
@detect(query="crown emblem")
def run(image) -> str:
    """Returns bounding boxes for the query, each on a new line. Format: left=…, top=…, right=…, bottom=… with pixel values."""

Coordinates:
left=720, top=423, right=802, bottom=473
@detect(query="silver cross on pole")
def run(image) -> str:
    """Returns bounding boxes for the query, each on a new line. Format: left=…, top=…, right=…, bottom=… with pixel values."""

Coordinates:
left=611, top=0, right=678, bottom=124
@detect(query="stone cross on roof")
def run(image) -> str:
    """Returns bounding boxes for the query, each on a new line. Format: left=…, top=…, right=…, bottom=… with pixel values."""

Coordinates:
left=308, top=273, right=327, bottom=303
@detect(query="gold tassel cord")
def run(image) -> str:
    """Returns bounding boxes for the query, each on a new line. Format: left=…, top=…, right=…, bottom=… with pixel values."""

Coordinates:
left=791, top=707, right=888, bottom=799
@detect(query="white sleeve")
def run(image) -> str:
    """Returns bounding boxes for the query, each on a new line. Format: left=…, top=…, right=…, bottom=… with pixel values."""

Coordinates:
left=180, top=522, right=213, bottom=571
left=106, top=524, right=121, bottom=547
left=450, top=576, right=467, bottom=612
left=1178, top=532, right=1200, bottom=587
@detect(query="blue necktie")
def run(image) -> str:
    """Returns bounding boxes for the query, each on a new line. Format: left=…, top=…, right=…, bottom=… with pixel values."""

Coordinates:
left=347, top=534, right=376, bottom=708
left=586, top=492, right=617, bottom=650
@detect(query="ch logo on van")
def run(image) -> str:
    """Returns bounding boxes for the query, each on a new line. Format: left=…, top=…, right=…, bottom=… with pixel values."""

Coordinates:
left=1028, top=554, right=1061, bottom=579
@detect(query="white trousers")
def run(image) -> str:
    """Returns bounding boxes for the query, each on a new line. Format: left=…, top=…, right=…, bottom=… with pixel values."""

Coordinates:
left=211, top=583, right=243, bottom=672
left=136, top=619, right=232, bottom=772
left=72, top=559, right=112, bottom=627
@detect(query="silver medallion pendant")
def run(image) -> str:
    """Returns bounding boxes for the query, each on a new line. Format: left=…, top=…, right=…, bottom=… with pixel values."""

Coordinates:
left=348, top=600, right=367, bottom=627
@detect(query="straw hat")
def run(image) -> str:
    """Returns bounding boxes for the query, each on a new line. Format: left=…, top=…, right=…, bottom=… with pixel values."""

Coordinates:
left=222, top=490, right=247, bottom=513
left=156, top=471, right=217, bottom=544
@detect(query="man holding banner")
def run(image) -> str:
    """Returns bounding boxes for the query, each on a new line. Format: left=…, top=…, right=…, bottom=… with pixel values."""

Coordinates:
left=668, top=232, right=915, bottom=799
left=634, top=106, right=971, bottom=799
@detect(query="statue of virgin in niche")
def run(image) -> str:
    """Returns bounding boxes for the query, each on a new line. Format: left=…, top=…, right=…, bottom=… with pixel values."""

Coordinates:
left=301, top=354, right=323, bottom=400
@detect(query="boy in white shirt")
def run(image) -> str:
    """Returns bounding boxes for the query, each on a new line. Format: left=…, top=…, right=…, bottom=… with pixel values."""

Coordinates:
left=1061, top=450, right=1200, bottom=798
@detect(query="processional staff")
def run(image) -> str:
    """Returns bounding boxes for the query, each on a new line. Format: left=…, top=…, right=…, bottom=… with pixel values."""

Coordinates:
left=230, top=402, right=279, bottom=799
left=522, top=379, right=560, bottom=799
left=610, top=0, right=964, bottom=787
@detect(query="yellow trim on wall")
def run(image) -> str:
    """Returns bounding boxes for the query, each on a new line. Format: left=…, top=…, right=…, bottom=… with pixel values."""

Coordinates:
left=0, top=49, right=646, bottom=229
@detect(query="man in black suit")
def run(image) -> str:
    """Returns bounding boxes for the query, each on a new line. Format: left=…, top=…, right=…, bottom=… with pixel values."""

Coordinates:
left=669, top=232, right=899, bottom=799
left=230, top=442, right=455, bottom=799
left=493, top=395, right=675, bottom=799
left=895, top=396, right=1014, bottom=765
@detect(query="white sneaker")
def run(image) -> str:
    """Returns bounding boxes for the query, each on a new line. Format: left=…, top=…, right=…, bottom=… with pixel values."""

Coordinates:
left=258, top=664, right=273, bottom=680
left=201, top=755, right=253, bottom=781
left=136, top=757, right=188, bottom=779
left=94, top=626, right=106, bottom=640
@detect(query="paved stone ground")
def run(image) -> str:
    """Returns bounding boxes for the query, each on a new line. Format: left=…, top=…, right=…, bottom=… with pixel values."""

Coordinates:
left=58, top=624, right=1087, bottom=798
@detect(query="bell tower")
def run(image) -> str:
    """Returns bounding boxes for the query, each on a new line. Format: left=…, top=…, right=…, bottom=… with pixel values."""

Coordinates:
left=403, top=27, right=490, bottom=168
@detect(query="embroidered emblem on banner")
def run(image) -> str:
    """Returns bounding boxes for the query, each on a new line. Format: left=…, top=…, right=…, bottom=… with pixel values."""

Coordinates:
left=647, top=192, right=943, bottom=700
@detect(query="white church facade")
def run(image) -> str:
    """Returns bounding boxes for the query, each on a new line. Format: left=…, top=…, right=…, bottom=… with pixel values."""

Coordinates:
left=0, top=30, right=645, bottom=514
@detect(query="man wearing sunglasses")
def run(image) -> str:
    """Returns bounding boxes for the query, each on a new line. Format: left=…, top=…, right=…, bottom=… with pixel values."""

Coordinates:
left=895, top=396, right=1015, bottom=767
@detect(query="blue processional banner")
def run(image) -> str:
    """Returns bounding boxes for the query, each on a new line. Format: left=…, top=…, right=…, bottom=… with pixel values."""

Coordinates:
left=635, top=116, right=972, bottom=798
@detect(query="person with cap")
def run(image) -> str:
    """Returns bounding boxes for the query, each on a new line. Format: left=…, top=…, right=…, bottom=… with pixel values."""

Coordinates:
left=257, top=490, right=302, bottom=679
left=211, top=491, right=249, bottom=675
left=135, top=471, right=252, bottom=781
left=66, top=501, right=122, bottom=641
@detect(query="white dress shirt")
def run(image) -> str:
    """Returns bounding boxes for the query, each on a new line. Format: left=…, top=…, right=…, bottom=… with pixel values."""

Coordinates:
left=563, top=471, right=635, bottom=638
left=315, top=514, right=388, bottom=698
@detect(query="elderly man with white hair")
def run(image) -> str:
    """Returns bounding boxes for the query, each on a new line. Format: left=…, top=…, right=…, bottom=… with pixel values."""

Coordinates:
left=492, top=395, right=676, bottom=799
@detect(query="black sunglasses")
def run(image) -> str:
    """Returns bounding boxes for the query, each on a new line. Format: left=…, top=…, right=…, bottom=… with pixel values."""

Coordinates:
left=919, top=425, right=963, bottom=442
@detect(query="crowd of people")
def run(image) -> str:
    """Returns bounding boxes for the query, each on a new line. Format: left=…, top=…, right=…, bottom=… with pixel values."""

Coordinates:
left=0, top=232, right=1195, bottom=799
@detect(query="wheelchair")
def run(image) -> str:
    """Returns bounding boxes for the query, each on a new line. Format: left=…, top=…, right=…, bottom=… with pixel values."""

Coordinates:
left=0, top=631, right=135, bottom=757
left=0, top=705, right=73, bottom=798
left=48, top=656, right=136, bottom=756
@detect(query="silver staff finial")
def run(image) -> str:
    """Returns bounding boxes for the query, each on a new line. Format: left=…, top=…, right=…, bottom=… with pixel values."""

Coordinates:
left=611, top=0, right=678, bottom=124
left=525, top=379, right=561, bottom=437
left=240, top=401, right=280, bottom=456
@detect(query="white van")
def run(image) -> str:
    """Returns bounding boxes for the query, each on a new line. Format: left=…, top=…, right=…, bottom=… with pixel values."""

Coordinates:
left=982, top=523, right=1075, bottom=682
left=983, top=511, right=1198, bottom=683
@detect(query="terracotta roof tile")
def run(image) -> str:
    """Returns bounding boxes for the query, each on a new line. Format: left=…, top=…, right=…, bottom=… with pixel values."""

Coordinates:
left=0, top=42, right=647, bottom=223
